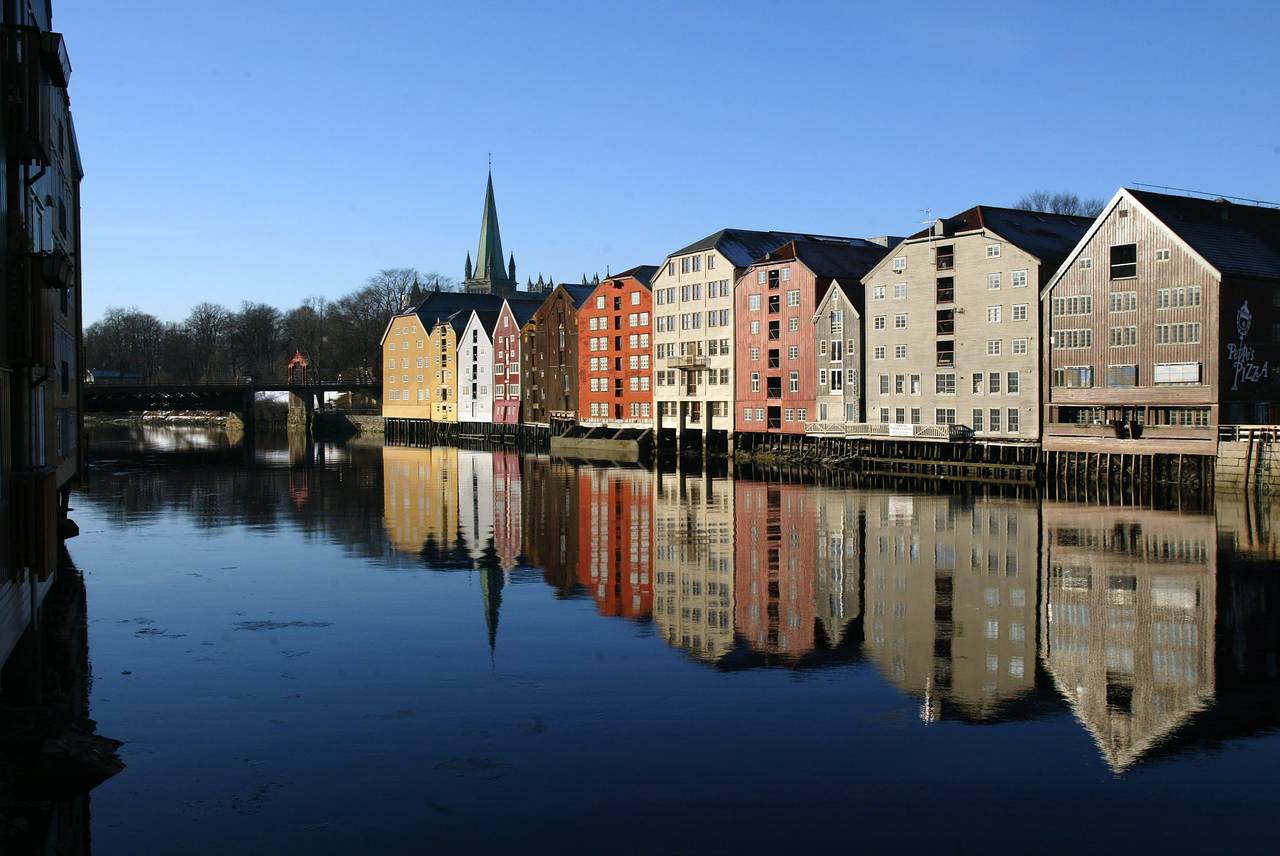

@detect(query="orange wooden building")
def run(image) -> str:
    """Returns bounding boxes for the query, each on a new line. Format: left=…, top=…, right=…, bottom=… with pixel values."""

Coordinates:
left=575, top=467, right=654, bottom=618
left=576, top=266, right=658, bottom=427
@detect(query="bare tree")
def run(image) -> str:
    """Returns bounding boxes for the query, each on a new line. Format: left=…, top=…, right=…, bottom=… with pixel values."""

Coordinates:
left=1013, top=190, right=1106, bottom=217
left=185, top=302, right=233, bottom=381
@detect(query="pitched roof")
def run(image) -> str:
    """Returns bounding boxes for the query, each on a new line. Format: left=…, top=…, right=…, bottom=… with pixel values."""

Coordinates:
left=670, top=228, right=866, bottom=269
left=472, top=171, right=511, bottom=286
left=409, top=290, right=541, bottom=327
left=1128, top=189, right=1280, bottom=281
left=464, top=309, right=501, bottom=339
left=610, top=264, right=659, bottom=288
left=906, top=205, right=1091, bottom=268
left=502, top=297, right=541, bottom=329
left=556, top=282, right=596, bottom=309
left=783, top=237, right=890, bottom=280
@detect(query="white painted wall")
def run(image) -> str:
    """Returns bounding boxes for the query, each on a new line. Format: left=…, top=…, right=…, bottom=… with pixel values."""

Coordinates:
left=457, top=313, right=494, bottom=423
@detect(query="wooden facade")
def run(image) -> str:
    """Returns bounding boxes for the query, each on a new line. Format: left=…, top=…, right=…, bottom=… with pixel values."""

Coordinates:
left=577, top=267, right=656, bottom=427
left=1042, top=189, right=1280, bottom=457
left=734, top=239, right=885, bottom=436
left=521, top=284, right=592, bottom=426
left=381, top=313, right=432, bottom=420
left=458, top=310, right=498, bottom=423
left=492, top=299, right=529, bottom=424
left=576, top=467, right=654, bottom=618
left=862, top=207, right=1088, bottom=443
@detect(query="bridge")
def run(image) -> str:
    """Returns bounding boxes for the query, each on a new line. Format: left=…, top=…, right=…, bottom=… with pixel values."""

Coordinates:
left=83, top=381, right=381, bottom=434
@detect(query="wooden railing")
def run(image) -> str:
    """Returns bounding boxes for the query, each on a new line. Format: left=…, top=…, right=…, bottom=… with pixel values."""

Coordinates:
left=804, top=421, right=954, bottom=440
left=1219, top=425, right=1280, bottom=443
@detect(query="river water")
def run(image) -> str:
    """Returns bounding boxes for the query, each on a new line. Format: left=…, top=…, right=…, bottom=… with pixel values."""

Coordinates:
left=67, top=426, right=1280, bottom=853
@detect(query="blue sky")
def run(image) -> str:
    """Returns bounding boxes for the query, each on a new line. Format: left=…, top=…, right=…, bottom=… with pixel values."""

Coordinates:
left=61, top=0, right=1280, bottom=324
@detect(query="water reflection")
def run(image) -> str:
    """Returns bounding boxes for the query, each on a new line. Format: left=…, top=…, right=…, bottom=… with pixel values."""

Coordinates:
left=81, top=428, right=1280, bottom=778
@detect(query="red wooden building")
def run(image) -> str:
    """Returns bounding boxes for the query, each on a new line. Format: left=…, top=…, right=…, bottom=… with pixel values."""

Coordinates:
left=576, top=266, right=658, bottom=427
left=734, top=238, right=890, bottom=436
left=575, top=467, right=654, bottom=618
left=492, top=298, right=539, bottom=424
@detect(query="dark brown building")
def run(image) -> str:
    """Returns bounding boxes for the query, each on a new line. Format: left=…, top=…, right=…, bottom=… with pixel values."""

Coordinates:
left=1042, top=188, right=1280, bottom=457
left=520, top=283, right=594, bottom=425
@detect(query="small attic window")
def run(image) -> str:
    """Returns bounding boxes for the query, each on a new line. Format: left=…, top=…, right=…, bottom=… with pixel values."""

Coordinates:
left=1080, top=257, right=1094, bottom=270
left=1118, top=209, right=1130, bottom=218
left=892, top=256, right=906, bottom=272
left=986, top=244, right=1001, bottom=258
left=1156, top=248, right=1171, bottom=261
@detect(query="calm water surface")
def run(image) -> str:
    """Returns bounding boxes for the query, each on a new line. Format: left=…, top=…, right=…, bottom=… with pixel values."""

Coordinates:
left=70, top=426, right=1280, bottom=853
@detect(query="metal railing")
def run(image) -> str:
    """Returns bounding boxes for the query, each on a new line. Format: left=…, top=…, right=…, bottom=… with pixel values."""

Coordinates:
left=1219, top=425, right=1280, bottom=443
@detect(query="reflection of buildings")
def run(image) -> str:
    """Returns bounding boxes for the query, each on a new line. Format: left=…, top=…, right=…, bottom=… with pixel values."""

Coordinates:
left=576, top=468, right=653, bottom=618
left=735, top=483, right=818, bottom=658
left=521, top=455, right=580, bottom=595
left=458, top=449, right=496, bottom=568
left=653, top=472, right=736, bottom=662
left=382, top=445, right=460, bottom=561
left=863, top=493, right=1041, bottom=721
left=1041, top=505, right=1216, bottom=771
left=814, top=491, right=862, bottom=648
left=492, top=452, right=523, bottom=571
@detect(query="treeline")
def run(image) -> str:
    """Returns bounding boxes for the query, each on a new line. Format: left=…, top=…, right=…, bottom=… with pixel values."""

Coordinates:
left=85, top=269, right=456, bottom=383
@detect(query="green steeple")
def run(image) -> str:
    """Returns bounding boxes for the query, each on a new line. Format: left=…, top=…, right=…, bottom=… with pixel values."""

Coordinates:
left=465, top=169, right=516, bottom=296
left=479, top=567, right=504, bottom=656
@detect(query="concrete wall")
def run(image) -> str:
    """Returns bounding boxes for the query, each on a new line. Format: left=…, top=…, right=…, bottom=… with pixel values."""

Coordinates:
left=1216, top=438, right=1280, bottom=493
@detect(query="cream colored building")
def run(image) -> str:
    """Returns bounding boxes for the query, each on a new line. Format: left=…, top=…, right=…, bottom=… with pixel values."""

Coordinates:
left=380, top=312, right=433, bottom=420
left=861, top=206, right=1089, bottom=440
left=652, top=470, right=736, bottom=662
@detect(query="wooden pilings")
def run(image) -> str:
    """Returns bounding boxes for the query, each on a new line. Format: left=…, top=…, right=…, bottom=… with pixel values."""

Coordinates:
left=1043, top=449, right=1213, bottom=509
left=384, top=418, right=551, bottom=452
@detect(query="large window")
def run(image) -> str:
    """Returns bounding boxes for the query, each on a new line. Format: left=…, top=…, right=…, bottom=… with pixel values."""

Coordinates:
left=1110, top=243, right=1137, bottom=279
left=935, top=373, right=956, bottom=394
left=1052, top=366, right=1093, bottom=388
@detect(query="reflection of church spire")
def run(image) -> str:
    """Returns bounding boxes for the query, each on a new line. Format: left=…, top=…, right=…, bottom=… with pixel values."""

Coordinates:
left=480, top=567, right=504, bottom=658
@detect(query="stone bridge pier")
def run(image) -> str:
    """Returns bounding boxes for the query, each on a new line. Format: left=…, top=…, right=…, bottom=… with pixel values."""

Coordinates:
left=287, top=390, right=319, bottom=436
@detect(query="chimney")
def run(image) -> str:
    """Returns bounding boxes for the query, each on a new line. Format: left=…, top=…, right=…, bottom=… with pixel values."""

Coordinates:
left=1214, top=197, right=1231, bottom=221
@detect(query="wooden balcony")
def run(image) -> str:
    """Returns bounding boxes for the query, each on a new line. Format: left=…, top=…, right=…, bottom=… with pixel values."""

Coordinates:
left=666, top=354, right=707, bottom=369
left=936, top=255, right=955, bottom=271
left=1, top=25, right=52, bottom=165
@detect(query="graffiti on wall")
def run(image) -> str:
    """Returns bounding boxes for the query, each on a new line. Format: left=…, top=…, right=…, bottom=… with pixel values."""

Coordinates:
left=1228, top=301, right=1271, bottom=391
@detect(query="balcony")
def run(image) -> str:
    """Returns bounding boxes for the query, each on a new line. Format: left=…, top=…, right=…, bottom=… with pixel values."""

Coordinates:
left=936, top=250, right=955, bottom=271
left=666, top=354, right=707, bottom=369
left=936, top=352, right=955, bottom=368
left=936, top=318, right=954, bottom=335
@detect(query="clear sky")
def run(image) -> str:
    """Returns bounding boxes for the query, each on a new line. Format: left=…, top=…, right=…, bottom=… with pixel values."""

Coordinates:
left=59, top=0, right=1280, bottom=324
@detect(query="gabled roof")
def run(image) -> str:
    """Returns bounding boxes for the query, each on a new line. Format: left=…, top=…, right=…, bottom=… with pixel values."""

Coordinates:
left=756, top=237, right=889, bottom=281
left=556, top=282, right=596, bottom=309
left=609, top=264, right=659, bottom=288
left=668, top=228, right=867, bottom=269
left=906, top=205, right=1092, bottom=266
left=1128, top=189, right=1280, bottom=281
left=500, top=297, right=540, bottom=329
left=460, top=309, right=500, bottom=341
left=814, top=277, right=864, bottom=321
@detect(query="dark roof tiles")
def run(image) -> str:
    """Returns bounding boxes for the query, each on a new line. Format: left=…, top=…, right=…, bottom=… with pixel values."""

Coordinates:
left=1128, top=189, right=1280, bottom=281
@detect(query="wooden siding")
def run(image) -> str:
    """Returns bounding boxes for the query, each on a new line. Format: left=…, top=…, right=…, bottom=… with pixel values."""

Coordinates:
left=381, top=313, right=434, bottom=420
left=457, top=314, right=494, bottom=423
left=577, top=276, right=654, bottom=426
left=864, top=234, right=1042, bottom=438
left=734, top=259, right=820, bottom=433
left=492, top=303, right=523, bottom=424
left=576, top=467, right=654, bottom=618
left=814, top=285, right=863, bottom=423
left=1219, top=275, right=1280, bottom=422
left=429, top=322, right=458, bottom=422
left=521, top=288, right=580, bottom=424
left=1042, top=198, right=1220, bottom=445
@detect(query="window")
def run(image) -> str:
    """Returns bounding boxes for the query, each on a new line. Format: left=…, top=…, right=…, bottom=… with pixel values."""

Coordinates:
left=1012, top=338, right=1028, bottom=355
left=788, top=317, right=799, bottom=332
left=879, top=375, right=890, bottom=394
left=1157, top=286, right=1202, bottom=308
left=873, top=285, right=886, bottom=300
left=831, top=369, right=843, bottom=391
left=894, top=407, right=905, bottom=424
left=988, top=372, right=1001, bottom=394
left=1007, top=371, right=1020, bottom=394
left=744, top=407, right=753, bottom=421
left=819, top=369, right=827, bottom=386
left=986, top=244, right=1001, bottom=258
left=1080, top=257, right=1093, bottom=270
left=1156, top=248, right=1171, bottom=261
left=1154, top=362, right=1201, bottom=384
left=895, top=375, right=905, bottom=394
left=987, top=339, right=1001, bottom=356
left=1110, top=243, right=1137, bottom=278
left=935, top=373, right=956, bottom=394
left=1110, top=291, right=1138, bottom=312
left=874, top=315, right=886, bottom=330
left=873, top=346, right=885, bottom=360
left=751, top=372, right=760, bottom=392
left=892, top=256, right=906, bottom=272
left=750, top=346, right=760, bottom=362
left=987, top=272, right=1001, bottom=290
left=894, top=344, right=907, bottom=359
left=1106, top=364, right=1138, bottom=387
left=1109, top=326, right=1138, bottom=347
left=787, top=289, right=800, bottom=306
left=880, top=408, right=889, bottom=424
left=1011, top=270, right=1028, bottom=288
left=788, top=346, right=798, bottom=360
left=1012, top=304, right=1028, bottom=321
left=894, top=283, right=907, bottom=299
left=935, top=408, right=956, bottom=425
left=750, top=320, right=760, bottom=335
left=895, top=313, right=907, bottom=329
left=748, top=294, right=761, bottom=311
left=1007, top=408, right=1020, bottom=433
left=1051, top=295, right=1093, bottom=316
left=707, top=254, right=716, bottom=270
left=972, top=409, right=984, bottom=432
left=798, top=408, right=807, bottom=421
left=987, top=306, right=1002, bottom=323
left=1052, top=366, right=1093, bottom=388
left=1155, top=322, right=1201, bottom=344
left=596, top=295, right=606, bottom=309
left=910, top=375, right=920, bottom=394
left=1053, top=329, right=1093, bottom=349
left=789, top=372, right=799, bottom=392
left=989, top=408, right=1001, bottom=432
left=910, top=408, right=920, bottom=424
left=819, top=340, right=827, bottom=356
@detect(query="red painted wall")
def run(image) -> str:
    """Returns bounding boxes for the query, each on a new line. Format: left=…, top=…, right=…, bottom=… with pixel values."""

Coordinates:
left=577, top=276, right=654, bottom=425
